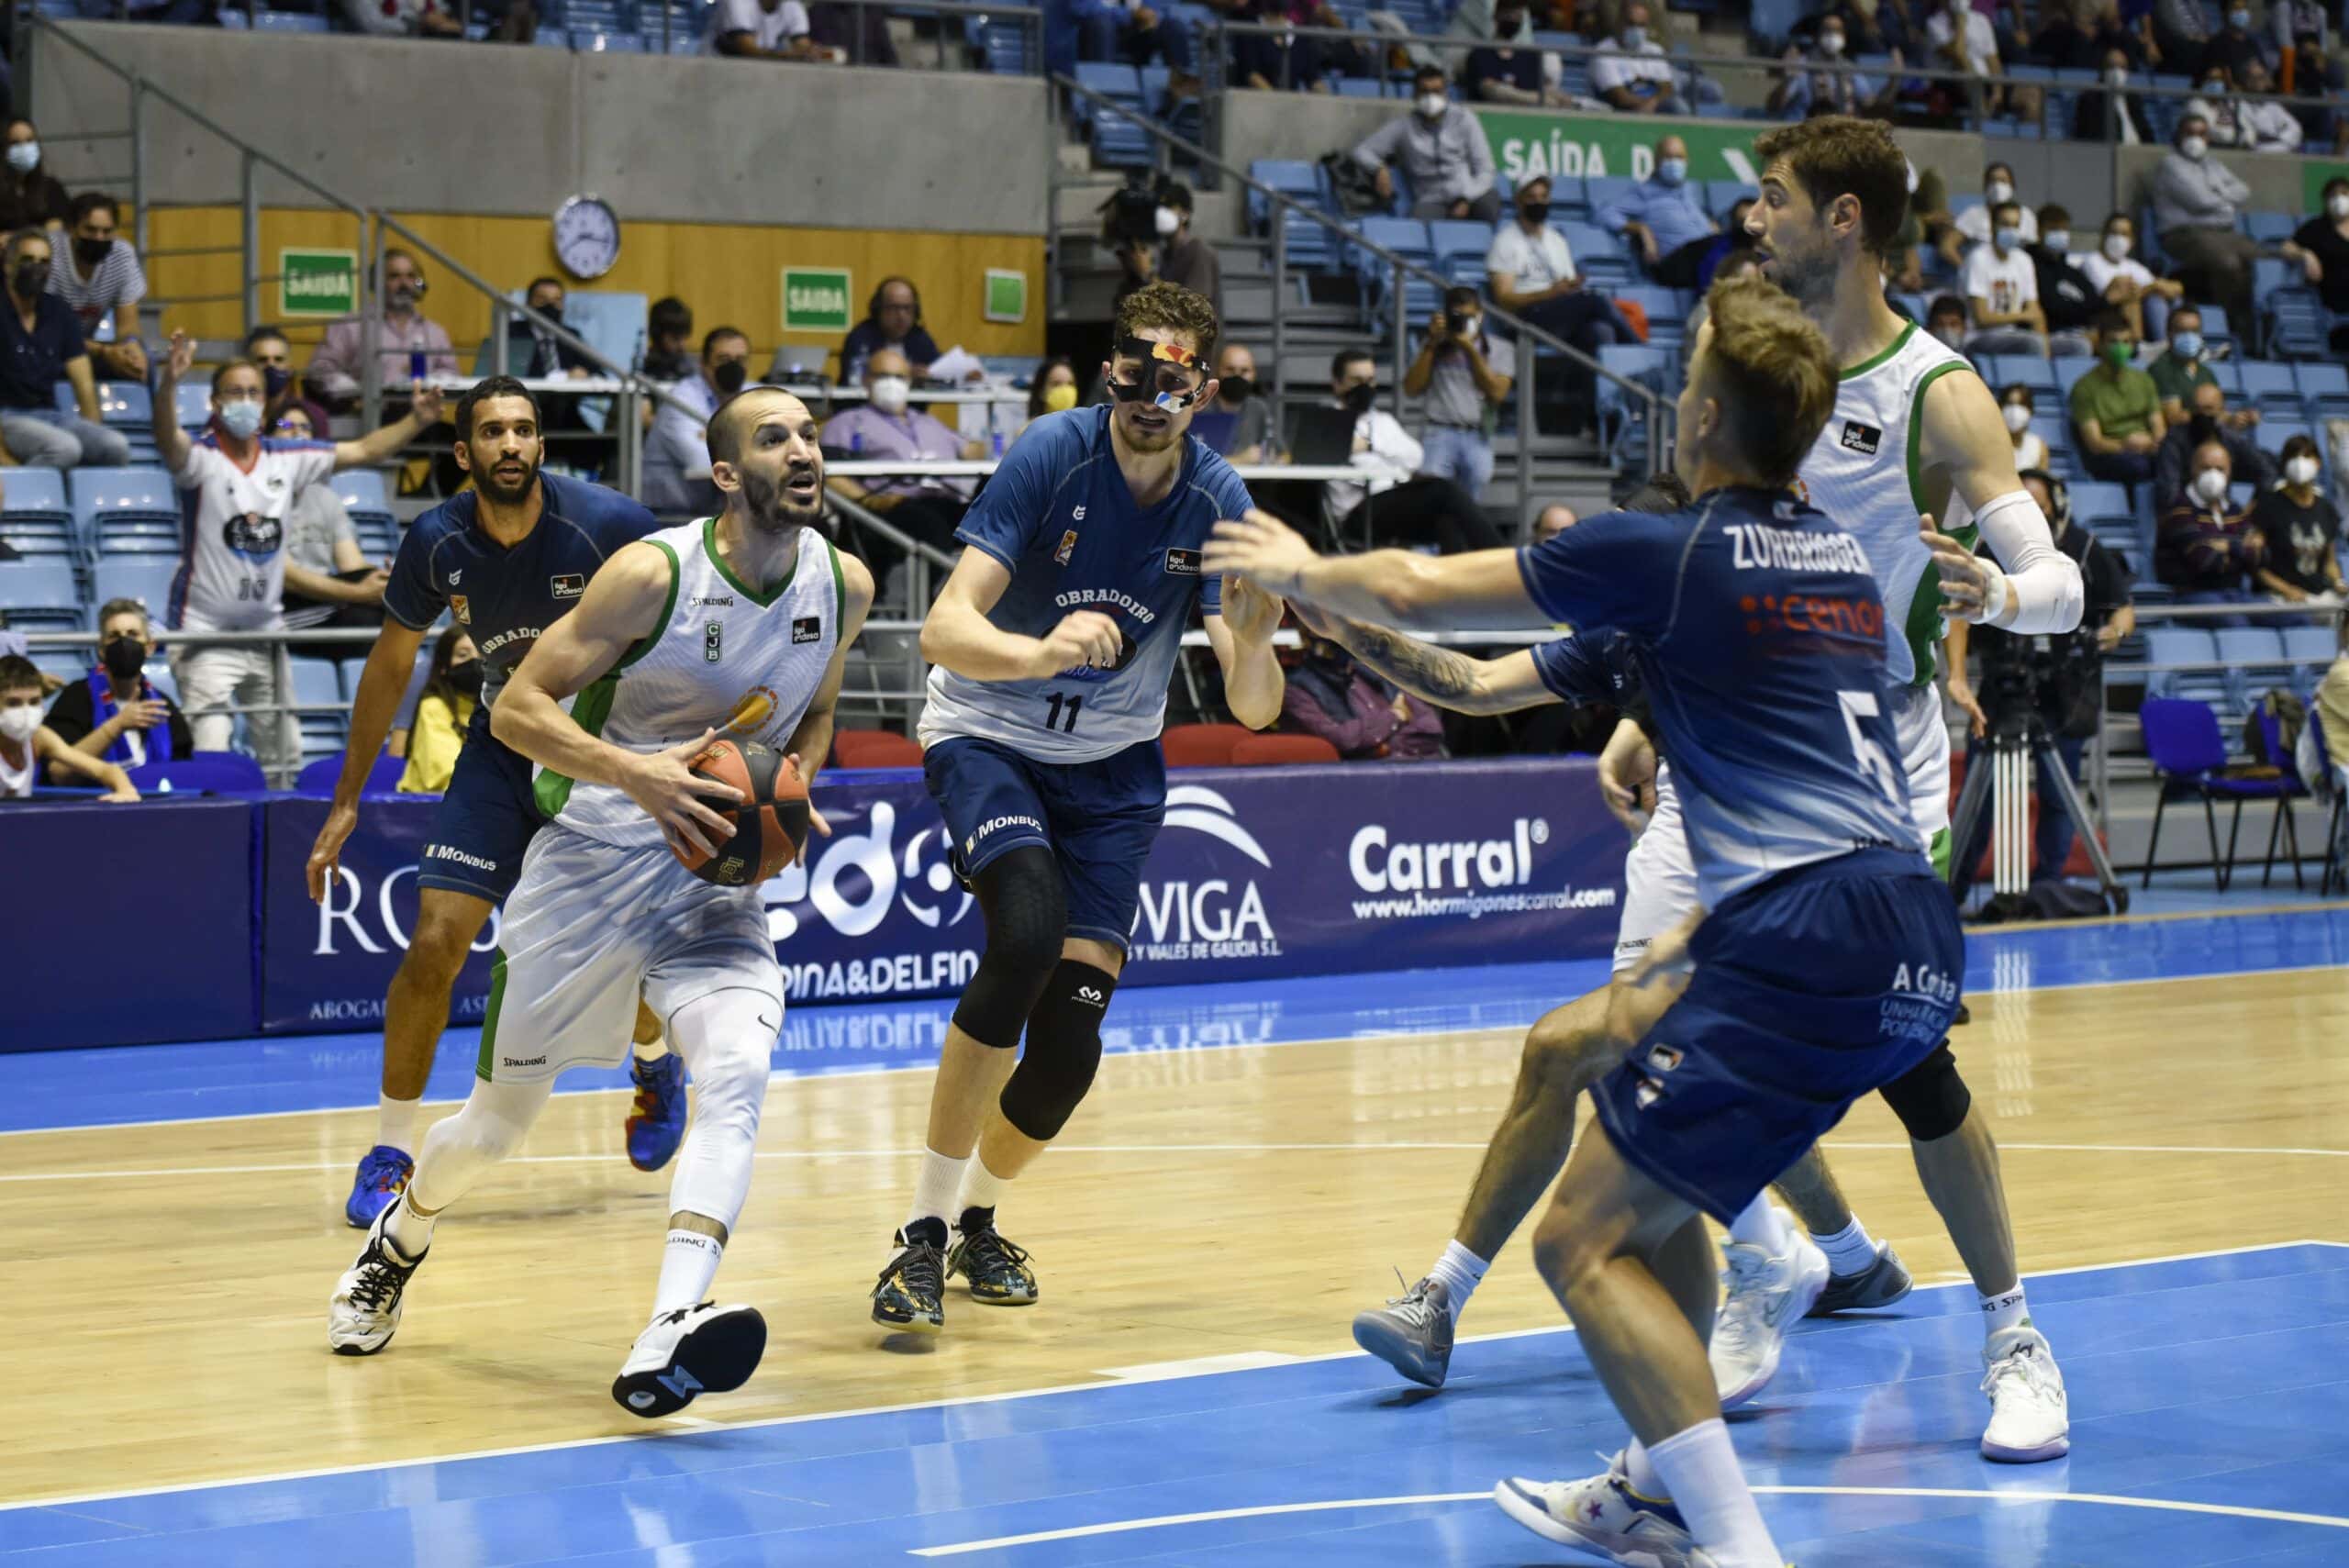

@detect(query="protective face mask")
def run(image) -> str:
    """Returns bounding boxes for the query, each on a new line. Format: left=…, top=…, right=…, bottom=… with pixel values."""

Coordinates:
left=2106, top=65, right=2128, bottom=86
left=1417, top=92, right=1448, bottom=118
left=2103, top=233, right=2132, bottom=260
left=102, top=636, right=146, bottom=681
left=1657, top=158, right=1687, bottom=185
left=1818, top=30, right=1844, bottom=53
left=1995, top=227, right=2021, bottom=251
left=2102, top=339, right=2135, bottom=367
left=2189, top=413, right=2220, bottom=444
left=72, top=237, right=110, bottom=271
left=2200, top=78, right=2225, bottom=95
left=2192, top=467, right=2228, bottom=504
left=1153, top=206, right=1182, bottom=238
left=11, top=261, right=48, bottom=297
left=1620, top=25, right=1644, bottom=48
left=2170, top=329, right=2204, bottom=361
left=0, top=706, right=39, bottom=744
left=1043, top=382, right=1079, bottom=412
left=1934, top=325, right=1967, bottom=350
left=1341, top=383, right=1376, bottom=416
left=4, top=142, right=37, bottom=174
left=2287, top=456, right=2321, bottom=487
left=1519, top=200, right=1550, bottom=224
left=446, top=662, right=485, bottom=698
left=262, top=365, right=293, bottom=397
left=1986, top=179, right=2014, bottom=206
left=871, top=375, right=911, bottom=415
left=216, top=400, right=266, bottom=440
left=712, top=360, right=748, bottom=396
left=2043, top=228, right=2070, bottom=254
left=2180, top=135, right=2209, bottom=161
left=2227, top=7, right=2249, bottom=28
left=2003, top=403, right=2034, bottom=434
left=2329, top=193, right=2349, bottom=221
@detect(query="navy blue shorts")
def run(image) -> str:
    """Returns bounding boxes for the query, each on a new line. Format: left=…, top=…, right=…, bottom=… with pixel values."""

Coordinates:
left=924, top=736, right=1166, bottom=952
left=1592, top=848, right=1964, bottom=1224
left=415, top=731, right=541, bottom=904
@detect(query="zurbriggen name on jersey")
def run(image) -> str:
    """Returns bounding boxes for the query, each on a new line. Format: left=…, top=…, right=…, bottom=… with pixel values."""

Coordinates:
left=1723, top=524, right=1872, bottom=576
left=1052, top=587, right=1159, bottom=624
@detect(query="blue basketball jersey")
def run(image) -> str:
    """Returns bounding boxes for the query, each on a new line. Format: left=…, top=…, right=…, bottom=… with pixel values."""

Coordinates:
left=384, top=473, right=660, bottom=725
left=1518, top=485, right=1921, bottom=905
left=918, top=406, right=1252, bottom=763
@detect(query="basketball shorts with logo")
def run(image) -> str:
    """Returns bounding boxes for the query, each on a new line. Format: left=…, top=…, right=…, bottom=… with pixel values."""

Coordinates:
left=417, top=728, right=541, bottom=904
left=1591, top=846, right=1963, bottom=1223
left=1611, top=762, right=1698, bottom=976
left=476, top=823, right=784, bottom=1085
left=1892, top=680, right=1954, bottom=877
left=924, top=736, right=1166, bottom=952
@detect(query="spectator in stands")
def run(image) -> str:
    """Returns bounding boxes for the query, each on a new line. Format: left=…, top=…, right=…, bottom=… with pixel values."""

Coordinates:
left=0, top=654, right=136, bottom=802
left=1770, top=11, right=1895, bottom=119
left=2077, top=210, right=2178, bottom=339
left=277, top=408, right=391, bottom=630
left=343, top=0, right=469, bottom=39
left=2152, top=0, right=2210, bottom=80
left=0, top=230, right=128, bottom=471
left=807, top=0, right=897, bottom=66
left=40, top=599, right=192, bottom=779
left=1324, top=347, right=1503, bottom=554
left=1941, top=162, right=2036, bottom=270
left=0, top=123, right=67, bottom=234
left=1020, top=356, right=1081, bottom=438
left=1924, top=0, right=2008, bottom=113
left=1464, top=0, right=1571, bottom=107
left=48, top=194, right=144, bottom=383
left=1598, top=135, right=1719, bottom=288
left=1281, top=630, right=1445, bottom=760
left=2156, top=379, right=2273, bottom=504
left=1404, top=285, right=1514, bottom=501
left=2183, top=63, right=2250, bottom=147
left=2205, top=4, right=2273, bottom=83
left=1692, top=196, right=1758, bottom=292
left=2030, top=0, right=2132, bottom=69
left=2277, top=6, right=2345, bottom=147
left=841, top=277, right=974, bottom=384
left=2251, top=435, right=2345, bottom=605
left=707, top=0, right=841, bottom=60
left=2071, top=306, right=2165, bottom=483
left=1486, top=175, right=1624, bottom=427
left=2225, top=60, right=2305, bottom=150
left=306, top=249, right=458, bottom=411
left=2001, top=383, right=2051, bottom=473
left=396, top=627, right=480, bottom=795
left=1352, top=68, right=1502, bottom=223
left=2148, top=307, right=2247, bottom=430
left=2283, top=177, right=2349, bottom=354
left=1114, top=181, right=1221, bottom=320
left=2073, top=46, right=2154, bottom=142
left=643, top=325, right=748, bottom=515
left=1682, top=250, right=1760, bottom=339
left=2030, top=204, right=2099, bottom=354
left=506, top=276, right=594, bottom=381
left=1063, top=0, right=1197, bottom=77
left=2154, top=115, right=2260, bottom=336
left=1925, top=292, right=1970, bottom=350
left=1533, top=503, right=1575, bottom=539
left=1230, top=0, right=1362, bottom=91
left=1206, top=342, right=1281, bottom=462
left=246, top=325, right=333, bottom=440
left=1962, top=203, right=2048, bottom=354
left=822, top=346, right=988, bottom=558
left=1590, top=2, right=1718, bottom=115
left=641, top=296, right=695, bottom=381
left=2156, top=439, right=2265, bottom=605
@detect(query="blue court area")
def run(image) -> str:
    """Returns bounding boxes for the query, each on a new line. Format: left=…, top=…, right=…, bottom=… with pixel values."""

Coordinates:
left=6, top=1244, right=2347, bottom=1563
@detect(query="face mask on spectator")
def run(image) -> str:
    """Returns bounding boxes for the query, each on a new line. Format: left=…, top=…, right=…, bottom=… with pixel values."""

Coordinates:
left=262, top=364, right=293, bottom=397
left=1657, top=157, right=1687, bottom=185
left=2102, top=338, right=2134, bottom=367
left=2192, top=467, right=2228, bottom=504
left=446, top=661, right=484, bottom=697
left=2226, top=7, right=2248, bottom=28
left=5, top=142, right=37, bottom=174
left=2330, top=193, right=2349, bottom=221
left=871, top=375, right=912, bottom=414
left=1341, top=382, right=1376, bottom=416
left=712, top=360, right=748, bottom=395
left=1519, top=198, right=1550, bottom=224
left=217, top=400, right=265, bottom=440
left=1620, top=24, right=1644, bottom=47
left=2189, top=411, right=2219, bottom=444
left=0, top=706, right=38, bottom=744
left=2106, top=65, right=2128, bottom=86
left=2003, top=402, right=2033, bottom=434
left=72, top=237, right=109, bottom=270
left=2199, top=76, right=2224, bottom=95
left=1986, top=178, right=2014, bottom=206
left=10, top=259, right=47, bottom=296
left=2104, top=232, right=2132, bottom=260
left=1995, top=226, right=2021, bottom=251
left=2287, top=456, right=2321, bottom=487
left=102, top=636, right=145, bottom=681
left=2180, top=135, right=2209, bottom=160
left=1154, top=206, right=1182, bottom=238
left=531, top=302, right=563, bottom=328
left=1933, top=324, right=1965, bottom=350
left=1416, top=91, right=1447, bottom=118
left=1044, top=382, right=1080, bottom=411
left=2043, top=228, right=2070, bottom=253
left=2172, top=329, right=2204, bottom=360
left=1818, top=28, right=1843, bottom=53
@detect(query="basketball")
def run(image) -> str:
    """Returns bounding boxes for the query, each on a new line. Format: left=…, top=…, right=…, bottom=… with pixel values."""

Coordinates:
left=671, top=737, right=809, bottom=886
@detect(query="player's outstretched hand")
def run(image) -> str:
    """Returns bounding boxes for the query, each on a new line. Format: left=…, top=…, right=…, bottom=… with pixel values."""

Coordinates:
left=786, top=752, right=831, bottom=867
left=1202, top=508, right=1317, bottom=598
left=1919, top=513, right=1997, bottom=623
left=1031, top=610, right=1123, bottom=678
left=1219, top=572, right=1286, bottom=646
left=626, top=728, right=743, bottom=861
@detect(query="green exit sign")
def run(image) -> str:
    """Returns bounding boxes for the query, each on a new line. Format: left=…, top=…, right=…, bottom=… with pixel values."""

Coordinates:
left=781, top=268, right=852, bottom=333
left=280, top=248, right=359, bottom=318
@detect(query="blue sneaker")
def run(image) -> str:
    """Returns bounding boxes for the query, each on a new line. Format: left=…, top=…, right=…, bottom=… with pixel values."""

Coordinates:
left=344, top=1144, right=414, bottom=1229
left=628, top=1052, right=688, bottom=1172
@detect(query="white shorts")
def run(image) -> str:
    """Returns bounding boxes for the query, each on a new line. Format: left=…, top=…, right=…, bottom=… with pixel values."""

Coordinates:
left=479, top=823, right=784, bottom=1084
left=1609, top=690, right=1954, bottom=973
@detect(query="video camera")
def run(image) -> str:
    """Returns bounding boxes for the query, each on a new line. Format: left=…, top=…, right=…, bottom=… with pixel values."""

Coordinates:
left=1102, top=172, right=1181, bottom=247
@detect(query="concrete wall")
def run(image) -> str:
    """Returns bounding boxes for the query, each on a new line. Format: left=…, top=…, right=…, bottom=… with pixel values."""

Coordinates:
left=32, top=22, right=1052, bottom=234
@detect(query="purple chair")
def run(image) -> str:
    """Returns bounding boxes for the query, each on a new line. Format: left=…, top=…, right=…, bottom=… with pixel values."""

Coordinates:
left=126, top=753, right=269, bottom=795
left=294, top=752, right=407, bottom=796
left=2137, top=698, right=2301, bottom=892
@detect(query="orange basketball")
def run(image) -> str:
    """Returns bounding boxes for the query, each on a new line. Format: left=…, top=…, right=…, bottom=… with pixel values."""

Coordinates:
left=672, top=738, right=810, bottom=886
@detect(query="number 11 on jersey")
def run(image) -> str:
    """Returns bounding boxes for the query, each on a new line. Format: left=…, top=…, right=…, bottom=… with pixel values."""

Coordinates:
left=1044, top=693, right=1084, bottom=734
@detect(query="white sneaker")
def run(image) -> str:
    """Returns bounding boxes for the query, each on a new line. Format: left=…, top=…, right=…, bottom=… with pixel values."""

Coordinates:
left=1494, top=1453, right=1718, bottom=1568
left=1709, top=1220, right=1830, bottom=1409
left=328, top=1205, right=427, bottom=1356
left=1980, top=1325, right=2069, bottom=1462
left=611, top=1301, right=768, bottom=1418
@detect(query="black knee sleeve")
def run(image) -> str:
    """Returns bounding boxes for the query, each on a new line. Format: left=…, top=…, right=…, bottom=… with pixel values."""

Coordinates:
left=1878, top=1042, right=1971, bottom=1142
left=998, top=960, right=1116, bottom=1142
left=951, top=847, right=1065, bottom=1050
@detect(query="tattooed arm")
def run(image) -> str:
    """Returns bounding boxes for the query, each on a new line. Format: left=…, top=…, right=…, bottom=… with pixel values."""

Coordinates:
left=1292, top=602, right=1564, bottom=717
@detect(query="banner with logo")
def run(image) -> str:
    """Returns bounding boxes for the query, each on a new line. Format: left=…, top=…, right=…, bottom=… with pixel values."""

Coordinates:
left=1472, top=109, right=1760, bottom=189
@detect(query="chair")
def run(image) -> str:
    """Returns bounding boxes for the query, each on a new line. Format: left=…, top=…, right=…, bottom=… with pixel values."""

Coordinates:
left=1557, top=222, right=1630, bottom=288
left=332, top=469, right=399, bottom=558
left=125, top=753, right=268, bottom=794
left=174, top=383, right=214, bottom=430
left=2142, top=626, right=2231, bottom=708
left=2197, top=306, right=2236, bottom=356
left=90, top=559, right=180, bottom=626
left=288, top=655, right=348, bottom=761
left=1994, top=356, right=2059, bottom=395
left=2245, top=211, right=2298, bottom=246
left=1230, top=733, right=1340, bottom=765
left=1617, top=285, right=1687, bottom=349
left=2306, top=717, right=2345, bottom=896
left=0, top=559, right=83, bottom=629
left=2282, top=625, right=2335, bottom=671
left=2, top=469, right=77, bottom=562
left=2053, top=358, right=2094, bottom=398
left=1354, top=217, right=1433, bottom=306
left=1703, top=178, right=1749, bottom=220
left=2253, top=419, right=2315, bottom=463
left=295, top=751, right=406, bottom=795
left=832, top=728, right=922, bottom=768
left=2238, top=360, right=2302, bottom=422
left=1163, top=722, right=1253, bottom=767
left=2137, top=696, right=2301, bottom=890
left=2294, top=361, right=2349, bottom=420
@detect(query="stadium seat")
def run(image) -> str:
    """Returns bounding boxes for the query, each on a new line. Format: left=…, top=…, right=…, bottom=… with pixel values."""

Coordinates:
left=2294, top=361, right=2349, bottom=420
left=1163, top=722, right=1252, bottom=767
left=0, top=559, right=83, bottom=628
left=2254, top=419, right=2315, bottom=462
left=2237, top=361, right=2302, bottom=421
left=2245, top=211, right=2298, bottom=245
left=1231, top=733, right=1340, bottom=765
left=1702, top=178, right=1749, bottom=219
left=2142, top=626, right=2231, bottom=708
left=2219, top=627, right=2294, bottom=695
left=128, top=752, right=268, bottom=793
left=288, top=655, right=349, bottom=761
left=91, top=559, right=180, bottom=627
left=1989, top=355, right=2059, bottom=395
left=832, top=728, right=921, bottom=768
left=2053, top=357, right=2094, bottom=398
left=92, top=382, right=153, bottom=428
left=332, top=469, right=400, bottom=558
left=2283, top=624, right=2335, bottom=670
left=1557, top=221, right=1629, bottom=288
left=2, top=469, right=77, bottom=561
left=174, top=383, right=213, bottom=429
left=73, top=468, right=182, bottom=558
left=251, top=9, right=329, bottom=30
left=1429, top=218, right=1493, bottom=288
left=2196, top=306, right=2235, bottom=356
left=295, top=751, right=406, bottom=795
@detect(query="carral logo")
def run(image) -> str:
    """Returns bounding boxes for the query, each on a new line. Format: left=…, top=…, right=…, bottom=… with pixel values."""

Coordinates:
left=1348, top=818, right=1545, bottom=893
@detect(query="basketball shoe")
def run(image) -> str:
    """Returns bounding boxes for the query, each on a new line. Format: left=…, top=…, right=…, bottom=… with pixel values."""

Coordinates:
left=612, top=1302, right=767, bottom=1418
left=1709, top=1221, right=1830, bottom=1409
left=344, top=1144, right=414, bottom=1229
left=626, top=1052, right=689, bottom=1173
left=871, top=1220, right=948, bottom=1333
left=1352, top=1275, right=1454, bottom=1388
left=1494, top=1453, right=1720, bottom=1568
left=948, top=1208, right=1038, bottom=1305
left=1806, top=1241, right=1913, bottom=1317
left=1980, top=1325, right=2069, bottom=1462
left=328, top=1204, right=428, bottom=1354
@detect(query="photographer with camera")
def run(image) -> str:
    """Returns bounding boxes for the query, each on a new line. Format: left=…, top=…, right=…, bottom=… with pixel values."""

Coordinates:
left=1947, top=468, right=2134, bottom=886
left=1109, top=177, right=1220, bottom=322
left=1402, top=285, right=1514, bottom=502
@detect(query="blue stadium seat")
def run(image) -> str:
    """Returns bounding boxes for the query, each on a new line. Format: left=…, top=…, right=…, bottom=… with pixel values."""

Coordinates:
left=1596, top=343, right=1671, bottom=450
left=1247, top=160, right=1326, bottom=258
left=252, top=8, right=329, bottom=29
left=0, top=559, right=84, bottom=629
left=2217, top=627, right=2293, bottom=695
left=2246, top=211, right=2298, bottom=245
left=2196, top=305, right=2235, bottom=355
left=1582, top=177, right=1639, bottom=225
left=174, top=383, right=213, bottom=429
left=1991, top=355, right=2058, bottom=395
left=73, top=468, right=182, bottom=558
left=2295, top=361, right=2349, bottom=419
left=2254, top=419, right=2315, bottom=462
left=2054, top=357, right=2094, bottom=398
left=92, top=382, right=152, bottom=428
left=2143, top=627, right=2230, bottom=707
left=1429, top=218, right=1493, bottom=280
left=1354, top=217, right=1431, bottom=305
left=1333, top=77, right=1384, bottom=98
left=90, top=559, right=180, bottom=627
left=1616, top=285, right=1687, bottom=350
left=2283, top=624, right=2336, bottom=671
left=1557, top=221, right=1628, bottom=288
left=2, top=468, right=76, bottom=561
left=288, top=655, right=349, bottom=762
left=2237, top=360, right=2302, bottom=420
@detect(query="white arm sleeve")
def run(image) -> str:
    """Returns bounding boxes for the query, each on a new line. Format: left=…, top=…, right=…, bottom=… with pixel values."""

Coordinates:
left=1972, top=487, right=2084, bottom=634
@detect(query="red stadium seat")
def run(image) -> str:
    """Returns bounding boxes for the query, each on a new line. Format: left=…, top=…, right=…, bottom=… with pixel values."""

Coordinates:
left=1163, top=722, right=1253, bottom=768
left=833, top=729, right=923, bottom=769
left=1230, top=733, right=1341, bottom=766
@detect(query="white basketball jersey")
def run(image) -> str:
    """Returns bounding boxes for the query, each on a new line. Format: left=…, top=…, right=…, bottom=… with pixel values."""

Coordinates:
left=1797, top=321, right=1982, bottom=688
left=537, top=517, right=843, bottom=847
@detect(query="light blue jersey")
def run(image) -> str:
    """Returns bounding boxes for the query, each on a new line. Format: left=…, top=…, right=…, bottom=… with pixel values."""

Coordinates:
left=918, top=406, right=1251, bottom=763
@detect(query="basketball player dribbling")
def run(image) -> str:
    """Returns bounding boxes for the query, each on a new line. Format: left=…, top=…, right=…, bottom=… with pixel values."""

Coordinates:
left=327, top=388, right=874, bottom=1418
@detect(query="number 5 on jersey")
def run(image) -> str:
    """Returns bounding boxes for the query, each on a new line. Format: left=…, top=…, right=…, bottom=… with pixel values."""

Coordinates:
left=1838, top=689, right=1902, bottom=806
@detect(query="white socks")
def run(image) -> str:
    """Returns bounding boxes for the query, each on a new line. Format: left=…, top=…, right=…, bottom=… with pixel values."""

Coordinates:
left=1981, top=1284, right=2031, bottom=1337
left=1427, top=1240, right=1489, bottom=1325
left=1726, top=1195, right=1792, bottom=1255
left=376, top=1094, right=420, bottom=1156
left=654, top=1228, right=725, bottom=1316
left=1624, top=1436, right=1664, bottom=1497
left=955, top=1152, right=1009, bottom=1220
left=384, top=1190, right=434, bottom=1260
left=907, top=1148, right=966, bottom=1233
left=1812, top=1217, right=1879, bottom=1276
left=1645, top=1418, right=1782, bottom=1568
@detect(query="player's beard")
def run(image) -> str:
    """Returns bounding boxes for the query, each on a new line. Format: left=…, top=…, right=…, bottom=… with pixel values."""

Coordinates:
left=1768, top=228, right=1840, bottom=310
left=1115, top=400, right=1186, bottom=455
left=741, top=463, right=825, bottom=535
left=473, top=450, right=540, bottom=507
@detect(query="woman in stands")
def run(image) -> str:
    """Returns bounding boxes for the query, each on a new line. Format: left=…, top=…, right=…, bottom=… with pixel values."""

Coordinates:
left=2002, top=383, right=2050, bottom=475
left=0, top=120, right=70, bottom=232
left=1019, top=358, right=1079, bottom=437
left=395, top=628, right=481, bottom=795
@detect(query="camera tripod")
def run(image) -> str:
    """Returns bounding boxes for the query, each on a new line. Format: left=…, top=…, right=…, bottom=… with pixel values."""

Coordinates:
left=1948, top=699, right=2129, bottom=913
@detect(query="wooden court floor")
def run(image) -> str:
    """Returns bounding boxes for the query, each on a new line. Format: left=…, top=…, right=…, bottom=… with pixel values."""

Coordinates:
left=5, top=965, right=2347, bottom=1507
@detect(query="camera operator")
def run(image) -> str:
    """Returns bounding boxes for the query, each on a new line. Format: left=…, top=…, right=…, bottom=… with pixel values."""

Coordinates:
left=1947, top=468, right=2135, bottom=884
left=1402, top=284, right=1514, bottom=502
left=1108, top=178, right=1220, bottom=321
